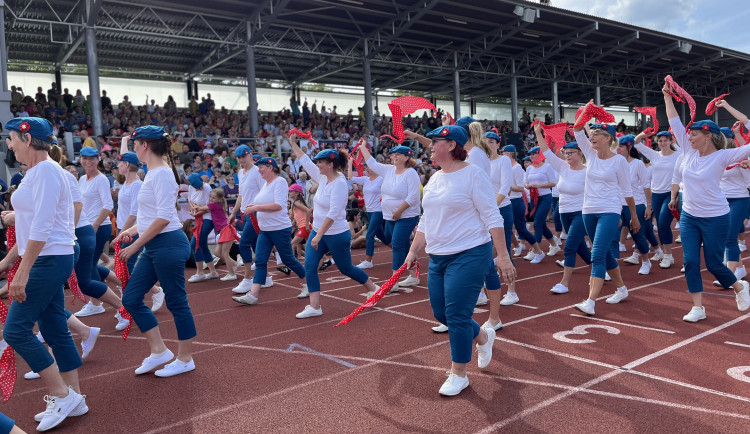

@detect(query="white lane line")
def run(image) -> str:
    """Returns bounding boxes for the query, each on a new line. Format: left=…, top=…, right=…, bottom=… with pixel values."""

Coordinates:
left=570, top=314, right=676, bottom=334
left=725, top=341, right=750, bottom=349
left=494, top=336, right=622, bottom=370
left=512, top=303, right=539, bottom=309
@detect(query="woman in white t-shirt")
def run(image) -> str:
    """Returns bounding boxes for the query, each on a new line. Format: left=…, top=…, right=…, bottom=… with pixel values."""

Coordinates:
left=116, top=126, right=195, bottom=377
left=664, top=93, right=750, bottom=322
left=523, top=146, right=561, bottom=263
left=717, top=127, right=750, bottom=282
left=503, top=145, right=538, bottom=257
left=186, top=173, right=218, bottom=282
left=232, top=156, right=307, bottom=305
left=348, top=157, right=387, bottom=269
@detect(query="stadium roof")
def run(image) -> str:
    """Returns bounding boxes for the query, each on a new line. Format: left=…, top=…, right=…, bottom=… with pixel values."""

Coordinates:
left=5, top=0, right=750, bottom=106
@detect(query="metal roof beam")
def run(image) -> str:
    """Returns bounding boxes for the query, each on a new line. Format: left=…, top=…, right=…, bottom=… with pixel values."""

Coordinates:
left=554, top=32, right=639, bottom=83
left=514, top=22, right=598, bottom=77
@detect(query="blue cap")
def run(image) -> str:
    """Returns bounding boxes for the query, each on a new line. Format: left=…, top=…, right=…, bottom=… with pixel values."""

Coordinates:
left=590, top=123, right=616, bottom=137
left=117, top=152, right=139, bottom=166
left=313, top=148, right=338, bottom=161
left=388, top=145, right=414, bottom=157
left=484, top=132, right=501, bottom=142
left=252, top=154, right=261, bottom=162
left=563, top=142, right=579, bottom=150
left=80, top=147, right=99, bottom=157
left=454, top=116, right=476, bottom=132
left=655, top=131, right=673, bottom=138
left=6, top=117, right=55, bottom=142
left=528, top=146, right=540, bottom=154
left=130, top=125, right=166, bottom=142
left=688, top=120, right=721, bottom=135
left=425, top=125, right=468, bottom=146
left=720, top=127, right=735, bottom=139
left=618, top=135, right=636, bottom=146
left=234, top=144, right=251, bottom=157
left=522, top=156, right=531, bottom=161
left=256, top=156, right=278, bottom=168
left=188, top=173, right=203, bottom=189
left=502, top=145, right=517, bottom=153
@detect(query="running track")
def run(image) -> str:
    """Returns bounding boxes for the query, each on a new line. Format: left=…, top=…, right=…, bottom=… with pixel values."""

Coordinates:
left=5, top=226, right=750, bottom=433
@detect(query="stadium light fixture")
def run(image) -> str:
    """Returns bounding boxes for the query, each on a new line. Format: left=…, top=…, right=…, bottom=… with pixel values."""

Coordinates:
left=444, top=17, right=468, bottom=25
left=513, top=5, right=525, bottom=16
left=679, top=42, right=692, bottom=54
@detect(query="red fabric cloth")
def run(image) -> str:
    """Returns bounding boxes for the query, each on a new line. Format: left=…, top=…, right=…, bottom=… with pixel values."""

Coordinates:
left=664, top=75, right=696, bottom=128
left=446, top=112, right=455, bottom=125
left=288, top=127, right=318, bottom=147
left=706, top=93, right=730, bottom=116
left=670, top=207, right=681, bottom=222
left=0, top=227, right=19, bottom=402
left=634, top=106, right=659, bottom=135
left=351, top=138, right=366, bottom=176
left=541, top=122, right=569, bottom=153
left=192, top=214, right=203, bottom=252
left=66, top=271, right=86, bottom=306
left=573, top=103, right=615, bottom=128
left=335, top=262, right=420, bottom=326
left=218, top=224, right=240, bottom=244
left=381, top=96, right=436, bottom=144
left=114, top=241, right=133, bottom=340
left=528, top=187, right=540, bottom=217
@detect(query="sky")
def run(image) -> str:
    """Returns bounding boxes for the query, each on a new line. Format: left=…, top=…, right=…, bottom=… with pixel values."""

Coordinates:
left=548, top=0, right=750, bottom=54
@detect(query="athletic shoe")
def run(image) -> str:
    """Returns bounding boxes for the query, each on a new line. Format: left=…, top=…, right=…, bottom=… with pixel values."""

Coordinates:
left=81, top=327, right=100, bottom=360
left=585, top=240, right=591, bottom=249
left=530, top=252, right=545, bottom=264
left=604, top=273, right=611, bottom=281
left=618, top=243, right=626, bottom=252
left=550, top=283, right=569, bottom=294
left=35, top=395, right=88, bottom=422
left=151, top=288, right=164, bottom=312
left=250, top=263, right=256, bottom=271
left=231, top=280, right=253, bottom=294
left=560, top=232, right=567, bottom=240
left=683, top=306, right=706, bottom=322
left=475, top=292, right=488, bottom=306
left=36, top=331, right=45, bottom=344
left=623, top=253, right=640, bottom=265
left=232, top=293, right=258, bottom=305
left=680, top=265, right=685, bottom=273
left=135, top=349, right=174, bottom=375
left=574, top=299, right=595, bottom=315
left=500, top=292, right=519, bottom=306
left=554, top=235, right=562, bottom=245
left=236, top=256, right=244, bottom=267
left=432, top=324, right=449, bottom=333
left=735, top=280, right=750, bottom=311
left=526, top=223, right=533, bottom=232
left=675, top=222, right=680, bottom=229
left=262, top=276, right=274, bottom=288
left=523, top=251, right=536, bottom=261
left=277, top=265, right=292, bottom=275
left=24, top=371, right=40, bottom=380
left=356, top=260, right=374, bottom=269
left=476, top=327, right=495, bottom=369
left=319, top=259, right=333, bottom=271
left=605, top=288, right=628, bottom=304
left=512, top=246, right=524, bottom=257
left=220, top=273, right=238, bottom=281
left=736, top=266, right=748, bottom=280
left=650, top=249, right=664, bottom=262
left=36, top=387, right=85, bottom=431
left=155, top=359, right=195, bottom=378
left=740, top=240, right=747, bottom=253
left=297, top=284, right=309, bottom=299
left=399, top=275, right=420, bottom=287
left=556, top=260, right=565, bottom=268
left=626, top=233, right=632, bottom=240
left=74, top=301, right=105, bottom=318
left=660, top=255, right=674, bottom=269
left=114, top=312, right=130, bottom=331
left=439, top=373, right=469, bottom=396
left=187, top=274, right=206, bottom=283
left=296, top=305, right=323, bottom=319
left=676, top=235, right=682, bottom=243
left=638, top=261, right=652, bottom=275
left=482, top=320, right=503, bottom=331
left=547, top=245, right=561, bottom=256
left=713, top=280, right=730, bottom=289
left=203, top=272, right=219, bottom=281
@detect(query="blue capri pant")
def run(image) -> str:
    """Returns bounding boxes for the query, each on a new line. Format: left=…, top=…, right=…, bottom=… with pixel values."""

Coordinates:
left=74, top=225, right=109, bottom=299
left=682, top=211, right=735, bottom=292
left=304, top=229, right=369, bottom=293
left=552, top=196, right=562, bottom=233
left=385, top=216, right=419, bottom=271
left=122, top=230, right=196, bottom=340
left=93, top=223, right=112, bottom=277
left=253, top=227, right=305, bottom=284
left=726, top=198, right=750, bottom=262
left=238, top=214, right=259, bottom=264
left=428, top=242, right=492, bottom=364
left=189, top=218, right=214, bottom=263
left=561, top=211, right=591, bottom=267
left=651, top=191, right=674, bottom=245
left=621, top=204, right=651, bottom=254
left=510, top=197, right=536, bottom=245
left=365, top=211, right=390, bottom=257
left=4, top=254, right=81, bottom=374
left=583, top=213, right=621, bottom=279
left=531, top=194, right=554, bottom=244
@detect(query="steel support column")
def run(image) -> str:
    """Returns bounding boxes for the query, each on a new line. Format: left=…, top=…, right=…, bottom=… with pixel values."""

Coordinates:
left=552, top=81, right=559, bottom=123
left=453, top=52, right=460, bottom=118
left=511, top=60, right=518, bottom=134
left=85, top=0, right=102, bottom=137
left=641, top=89, right=647, bottom=130
left=363, top=40, right=373, bottom=131
left=246, top=21, right=258, bottom=136
left=0, top=0, right=11, bottom=148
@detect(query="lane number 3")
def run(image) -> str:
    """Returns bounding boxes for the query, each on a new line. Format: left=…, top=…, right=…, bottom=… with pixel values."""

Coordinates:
left=552, top=325, right=621, bottom=344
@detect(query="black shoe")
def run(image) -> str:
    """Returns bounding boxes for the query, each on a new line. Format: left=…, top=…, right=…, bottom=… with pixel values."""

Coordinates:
left=319, top=259, right=333, bottom=271
left=277, top=265, right=291, bottom=275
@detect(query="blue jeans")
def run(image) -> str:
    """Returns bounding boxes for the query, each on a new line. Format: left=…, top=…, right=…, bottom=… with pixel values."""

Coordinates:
left=385, top=216, right=419, bottom=271
left=552, top=196, right=562, bottom=232
left=428, top=242, right=491, bottom=364
left=365, top=211, right=389, bottom=257
left=253, top=227, right=305, bottom=284
left=0, top=413, right=15, bottom=433
left=499, top=205, right=514, bottom=257
left=511, top=198, right=536, bottom=245
left=189, top=219, right=214, bottom=263
left=122, top=230, right=196, bottom=340
left=652, top=192, right=674, bottom=245
left=238, top=215, right=258, bottom=263
left=531, top=194, right=554, bottom=244
left=304, top=229, right=369, bottom=293
left=122, top=233, right=143, bottom=274
left=681, top=211, right=735, bottom=292
left=74, top=225, right=109, bottom=299
left=621, top=205, right=650, bottom=254
left=583, top=213, right=621, bottom=278
left=93, top=224, right=112, bottom=281
left=4, top=254, right=81, bottom=373
left=561, top=211, right=591, bottom=267
left=726, top=198, right=750, bottom=262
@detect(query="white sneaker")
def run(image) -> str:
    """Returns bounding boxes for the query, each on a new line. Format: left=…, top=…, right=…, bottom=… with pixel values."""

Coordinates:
left=296, top=305, right=323, bottom=319
left=35, top=395, right=88, bottom=422
left=560, top=232, right=567, bottom=240
left=36, top=387, right=85, bottom=431
left=135, top=349, right=174, bottom=375
left=713, top=280, right=729, bottom=288
left=676, top=235, right=682, bottom=243
left=606, top=288, right=628, bottom=304
left=155, top=358, right=195, bottom=378
left=475, top=292, right=488, bottom=306
left=735, top=280, right=750, bottom=311
left=574, top=299, right=595, bottom=315
left=297, top=284, right=309, bottom=299
left=24, top=371, right=40, bottom=380
left=550, top=283, right=568, bottom=294
left=399, top=275, right=420, bottom=287
left=530, top=252, right=545, bottom=264
left=740, top=241, right=747, bottom=253
left=150, top=288, right=164, bottom=313
left=482, top=319, right=503, bottom=331
left=736, top=266, right=748, bottom=280
left=74, top=301, right=105, bottom=318
left=660, top=255, right=674, bottom=269
left=356, top=260, right=373, bottom=269
left=232, top=280, right=253, bottom=294
left=262, top=276, right=274, bottom=288
left=36, top=332, right=45, bottom=344
left=638, top=261, right=652, bottom=275
left=232, top=293, right=259, bottom=305
left=604, top=272, right=612, bottom=281
left=650, top=249, right=664, bottom=261
left=626, top=233, right=632, bottom=240
left=439, top=373, right=470, bottom=396
left=683, top=306, right=706, bottom=322
left=432, top=324, right=449, bottom=333
left=476, top=327, right=496, bottom=369
left=585, top=240, right=591, bottom=249
left=500, top=292, right=519, bottom=306
left=526, top=223, right=533, bottom=231
left=556, top=260, right=565, bottom=268
left=680, top=265, right=685, bottom=273
left=81, top=327, right=100, bottom=360
left=523, top=251, right=536, bottom=261
left=250, top=263, right=256, bottom=271
left=114, top=312, right=130, bottom=331
left=513, top=245, right=526, bottom=257
left=623, top=253, right=640, bottom=265
left=237, top=257, right=244, bottom=266
left=675, top=222, right=680, bottom=229
left=203, top=272, right=219, bottom=281
left=187, top=274, right=206, bottom=283
left=554, top=235, right=562, bottom=245
left=547, top=245, right=561, bottom=256
left=618, top=243, right=626, bottom=252
left=220, top=273, right=238, bottom=281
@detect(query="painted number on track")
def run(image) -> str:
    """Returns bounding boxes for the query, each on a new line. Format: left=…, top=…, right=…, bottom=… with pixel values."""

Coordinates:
left=727, top=366, right=750, bottom=384
left=552, top=325, right=621, bottom=344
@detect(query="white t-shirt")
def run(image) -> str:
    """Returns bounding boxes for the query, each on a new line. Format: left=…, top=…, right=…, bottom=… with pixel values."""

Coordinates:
left=79, top=173, right=113, bottom=225
left=254, top=177, right=292, bottom=231
left=238, top=165, right=264, bottom=210
left=626, top=159, right=649, bottom=206
left=300, top=154, right=350, bottom=235
left=721, top=167, right=750, bottom=199
left=366, top=156, right=421, bottom=221
left=634, top=143, right=682, bottom=193
left=670, top=117, right=750, bottom=217
left=574, top=130, right=633, bottom=215
left=467, top=147, right=491, bottom=178
left=13, top=160, right=75, bottom=256
left=351, top=175, right=383, bottom=212
left=137, top=166, right=183, bottom=236
left=117, top=179, right=142, bottom=230
left=65, top=171, right=90, bottom=229
left=417, top=164, right=504, bottom=255
left=189, top=183, right=213, bottom=220
left=524, top=162, right=556, bottom=196
left=490, top=156, right=513, bottom=208
left=543, top=150, right=585, bottom=213
left=509, top=164, right=525, bottom=199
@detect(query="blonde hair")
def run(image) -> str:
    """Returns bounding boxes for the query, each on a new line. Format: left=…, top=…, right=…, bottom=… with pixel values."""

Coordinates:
left=210, top=188, right=228, bottom=220
left=468, top=122, right=493, bottom=158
